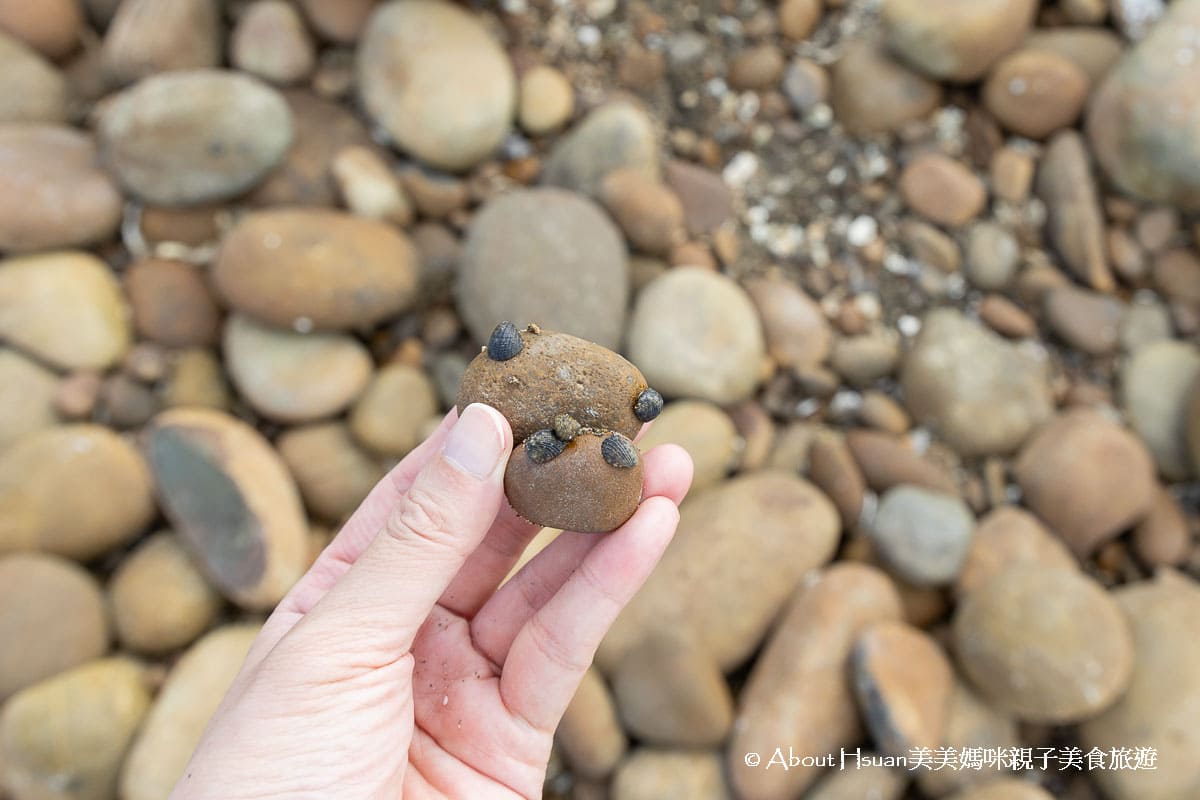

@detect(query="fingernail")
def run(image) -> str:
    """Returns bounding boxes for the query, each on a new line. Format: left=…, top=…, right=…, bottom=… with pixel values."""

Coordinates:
left=443, top=403, right=506, bottom=478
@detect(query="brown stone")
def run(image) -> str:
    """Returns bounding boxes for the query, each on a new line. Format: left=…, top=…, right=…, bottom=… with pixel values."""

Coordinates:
left=1131, top=489, right=1191, bottom=569
left=983, top=50, right=1089, bottom=139
left=808, top=434, right=865, bottom=527
left=831, top=38, right=943, bottom=133
left=956, top=506, right=1077, bottom=597
left=1037, top=131, right=1114, bottom=291
left=744, top=275, right=832, bottom=370
left=599, top=169, right=685, bottom=256
left=557, top=667, right=626, bottom=780
left=979, top=295, right=1037, bottom=339
left=101, top=0, right=219, bottom=85
left=883, top=0, right=1038, bottom=82
left=728, top=44, right=785, bottom=90
left=662, top=160, right=732, bottom=236
left=637, top=401, right=737, bottom=492
left=350, top=364, right=439, bottom=458
left=899, top=153, right=987, bottom=227
left=278, top=422, right=384, bottom=523
left=845, top=430, right=958, bottom=495
left=779, top=0, right=822, bottom=39
left=124, top=258, right=221, bottom=348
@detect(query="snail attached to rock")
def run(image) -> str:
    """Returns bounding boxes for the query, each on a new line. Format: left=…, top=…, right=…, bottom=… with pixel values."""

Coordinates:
left=456, top=321, right=663, bottom=533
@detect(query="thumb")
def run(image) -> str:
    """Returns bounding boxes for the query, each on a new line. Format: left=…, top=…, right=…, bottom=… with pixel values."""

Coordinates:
left=287, top=403, right=512, bottom=659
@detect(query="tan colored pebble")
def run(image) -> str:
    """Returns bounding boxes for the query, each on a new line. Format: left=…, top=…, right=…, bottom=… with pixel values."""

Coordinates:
left=0, top=0, right=82, bottom=60
left=162, top=348, right=230, bottom=410
left=990, top=146, right=1035, bottom=204
left=956, top=506, right=1077, bottom=597
left=278, top=422, right=384, bottom=523
left=726, top=401, right=775, bottom=471
left=831, top=38, right=943, bottom=134
left=231, top=0, right=315, bottom=85
left=0, top=349, right=58, bottom=451
left=846, top=430, right=958, bottom=496
left=728, top=44, right=785, bottom=91
left=982, top=49, right=1089, bottom=139
left=331, top=145, right=414, bottom=226
left=779, top=0, right=822, bottom=39
left=899, top=153, right=987, bottom=227
left=599, top=168, right=686, bottom=256
left=744, top=275, right=833, bottom=370
left=917, top=680, right=1021, bottom=796
left=612, top=749, right=729, bottom=800
left=124, top=258, right=221, bottom=348
left=557, top=667, right=626, bottom=780
left=518, top=65, right=574, bottom=135
left=349, top=363, right=439, bottom=458
left=808, top=433, right=865, bottom=528
left=637, top=400, right=737, bottom=492
left=978, top=295, right=1037, bottom=339
left=1131, top=488, right=1192, bottom=568
left=102, top=0, right=220, bottom=86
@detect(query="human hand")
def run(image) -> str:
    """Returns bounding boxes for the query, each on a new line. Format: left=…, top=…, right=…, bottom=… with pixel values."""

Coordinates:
left=170, top=403, right=693, bottom=799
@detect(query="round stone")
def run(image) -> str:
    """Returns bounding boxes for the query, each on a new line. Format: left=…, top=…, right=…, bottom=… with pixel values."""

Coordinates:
left=956, top=507, right=1077, bottom=597
left=831, top=38, right=943, bottom=133
left=982, top=49, right=1089, bottom=139
left=899, top=153, right=987, bottom=227
left=637, top=401, right=737, bottom=492
left=357, top=0, right=515, bottom=171
left=518, top=65, right=574, bottom=135
left=870, top=485, right=975, bottom=587
left=0, top=348, right=58, bottom=451
left=0, top=32, right=68, bottom=123
left=882, top=0, right=1038, bottom=82
left=599, top=168, right=685, bottom=257
left=613, top=750, right=727, bottom=800
left=101, top=0, right=219, bottom=86
left=0, top=0, right=83, bottom=59
left=557, top=667, right=626, bottom=780
left=124, top=258, right=221, bottom=348
left=230, top=0, right=315, bottom=85
left=964, top=222, right=1020, bottom=290
left=458, top=188, right=628, bottom=350
left=350, top=364, right=439, bottom=457
left=1121, top=340, right=1200, bottom=480
left=541, top=101, right=659, bottom=198
left=744, top=275, right=833, bottom=370
left=278, top=422, right=384, bottom=522
left=1043, top=286, right=1126, bottom=356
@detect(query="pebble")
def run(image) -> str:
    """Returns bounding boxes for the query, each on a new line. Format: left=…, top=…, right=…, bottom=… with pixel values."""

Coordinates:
left=612, top=750, right=728, bottom=800
left=459, top=188, right=627, bottom=350
left=852, top=621, right=953, bottom=755
left=214, top=209, right=419, bottom=331
left=727, top=401, right=775, bottom=470
left=278, top=422, right=384, bottom=523
left=901, top=309, right=1053, bottom=456
left=0, top=126, right=122, bottom=253
left=99, top=374, right=159, bottom=430
left=0, top=658, right=149, bottom=800
left=982, top=49, right=1089, bottom=139
left=109, top=533, right=222, bottom=656
left=808, top=434, right=866, bottom=527
left=829, top=329, right=901, bottom=387
left=846, top=430, right=958, bottom=495
left=358, top=0, right=514, bottom=171
left=870, top=485, right=975, bottom=587
left=299, top=0, right=376, bottom=43
left=1043, top=285, right=1126, bottom=356
left=1036, top=131, right=1114, bottom=291
left=120, top=625, right=259, bottom=800
left=145, top=409, right=308, bottom=609
left=1119, top=296, right=1173, bottom=352
left=612, top=633, right=733, bottom=747
left=965, top=222, right=1020, bottom=290
left=0, top=0, right=82, bottom=60
left=947, top=782, right=1055, bottom=800
left=1014, top=408, right=1156, bottom=556
left=728, top=44, right=785, bottom=91
left=956, top=507, right=1077, bottom=597
left=663, top=160, right=733, bottom=236
left=250, top=90, right=375, bottom=207
left=779, top=0, right=823, bottom=40
left=1153, top=248, right=1200, bottom=310
left=917, top=681, right=1021, bottom=796
left=730, top=564, right=903, bottom=799
left=806, top=761, right=907, bottom=800
left=599, top=168, right=685, bottom=256
left=224, top=313, right=371, bottom=424
left=831, top=38, right=943, bottom=133
left=1189, top=376, right=1200, bottom=476
left=0, top=252, right=131, bottom=371
left=744, top=275, right=833, bottom=370
left=1024, top=27, right=1124, bottom=84
left=349, top=364, right=439, bottom=457
left=599, top=473, right=840, bottom=672
left=990, top=146, right=1035, bottom=204
left=0, top=425, right=155, bottom=560
left=518, top=65, right=574, bottom=135
left=636, top=400, right=737, bottom=492
left=124, top=258, right=221, bottom=348
left=557, top=667, right=626, bottom=780
left=1079, top=570, right=1200, bottom=800
left=781, top=57, right=829, bottom=114
left=883, top=0, right=1038, bottom=81
left=0, top=553, right=108, bottom=700
left=0, top=32, right=68, bottom=123
left=859, top=391, right=911, bottom=434
left=162, top=348, right=231, bottom=411
left=1120, top=340, right=1200, bottom=479
left=627, top=268, right=765, bottom=405
left=101, top=0, right=220, bottom=86
left=231, top=0, right=315, bottom=85
left=953, top=563, right=1133, bottom=723
left=1131, top=489, right=1191, bottom=568
left=901, top=220, right=961, bottom=273
left=98, top=70, right=293, bottom=206
left=899, top=153, right=987, bottom=227
left=0, top=349, right=58, bottom=451
left=1086, top=0, right=1200, bottom=211
left=542, top=101, right=659, bottom=197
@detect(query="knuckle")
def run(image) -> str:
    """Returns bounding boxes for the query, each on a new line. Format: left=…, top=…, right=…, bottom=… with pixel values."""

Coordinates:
left=385, top=485, right=464, bottom=556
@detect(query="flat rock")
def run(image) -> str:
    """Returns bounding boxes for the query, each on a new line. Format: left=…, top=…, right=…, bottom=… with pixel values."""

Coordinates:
left=357, top=0, right=514, bottom=171
left=744, top=275, right=832, bottom=370
left=636, top=401, right=737, bottom=492
left=101, top=0, right=219, bottom=86
left=0, top=32, right=68, bottom=123
left=124, top=257, right=221, bottom=348
left=883, top=0, right=1038, bottom=82
left=278, top=422, right=384, bottom=523
left=350, top=364, right=439, bottom=457
left=627, top=268, right=765, bottom=404
left=458, top=188, right=628, bottom=350
left=956, top=507, right=1077, bottom=597
left=901, top=309, right=1053, bottom=457
left=831, top=38, right=942, bottom=133
left=1121, top=340, right=1200, bottom=479
left=0, top=252, right=131, bottom=371
left=542, top=102, right=659, bottom=197
left=1037, top=130, right=1114, bottom=291
left=899, top=153, right=987, bottom=227
left=870, top=485, right=975, bottom=587
left=0, top=125, right=122, bottom=253
left=663, top=160, right=732, bottom=236
left=0, top=349, right=58, bottom=451
left=1043, top=285, right=1126, bottom=356
left=98, top=69, right=293, bottom=206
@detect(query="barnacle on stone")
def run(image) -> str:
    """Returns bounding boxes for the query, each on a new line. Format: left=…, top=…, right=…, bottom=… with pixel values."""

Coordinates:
left=553, top=413, right=582, bottom=442
left=600, top=432, right=639, bottom=469
left=485, top=320, right=523, bottom=361
left=633, top=387, right=664, bottom=422
left=524, top=428, right=566, bottom=464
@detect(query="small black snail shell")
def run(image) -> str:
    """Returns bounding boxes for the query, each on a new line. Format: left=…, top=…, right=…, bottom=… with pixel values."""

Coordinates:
left=486, top=321, right=524, bottom=361
left=633, top=388, right=664, bottom=423
left=525, top=428, right=566, bottom=464
left=600, top=433, right=639, bottom=469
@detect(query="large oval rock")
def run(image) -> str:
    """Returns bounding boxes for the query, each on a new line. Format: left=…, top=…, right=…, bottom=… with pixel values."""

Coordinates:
left=953, top=564, right=1133, bottom=724
left=458, top=188, right=628, bottom=350
left=744, top=275, right=832, bottom=371
left=124, top=257, right=221, bottom=347
left=0, top=553, right=108, bottom=700
left=213, top=209, right=419, bottom=331
left=598, top=472, right=841, bottom=672
left=956, top=507, right=1077, bottom=597
left=0, top=126, right=122, bottom=253
left=917, top=681, right=1021, bottom=797
left=109, top=532, right=222, bottom=656
left=901, top=309, right=1053, bottom=457
left=1086, top=0, right=1200, bottom=211
left=357, top=0, right=514, bottom=171
left=627, top=268, right=765, bottom=405
left=278, top=422, right=384, bottom=523
left=98, top=69, right=293, bottom=205
left=542, top=102, right=659, bottom=197
left=612, top=750, right=728, bottom=800
left=557, top=666, right=626, bottom=780
left=831, top=38, right=943, bottom=133
left=0, top=425, right=155, bottom=560
left=120, top=625, right=258, bottom=800
left=1037, top=131, right=1114, bottom=291
left=730, top=564, right=903, bottom=800
left=1013, top=408, right=1157, bottom=556
left=349, top=363, right=439, bottom=457
left=100, top=0, right=220, bottom=86
left=0, top=348, right=58, bottom=451
left=882, top=0, right=1038, bottom=82
left=0, top=252, right=131, bottom=371
left=636, top=401, right=737, bottom=492
left=0, top=658, right=150, bottom=800
left=1080, top=570, right=1200, bottom=800
left=1120, top=340, right=1200, bottom=480
left=224, top=313, right=372, bottom=423
left=870, top=485, right=975, bottom=587
left=0, top=32, right=68, bottom=123
left=144, top=409, right=308, bottom=609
